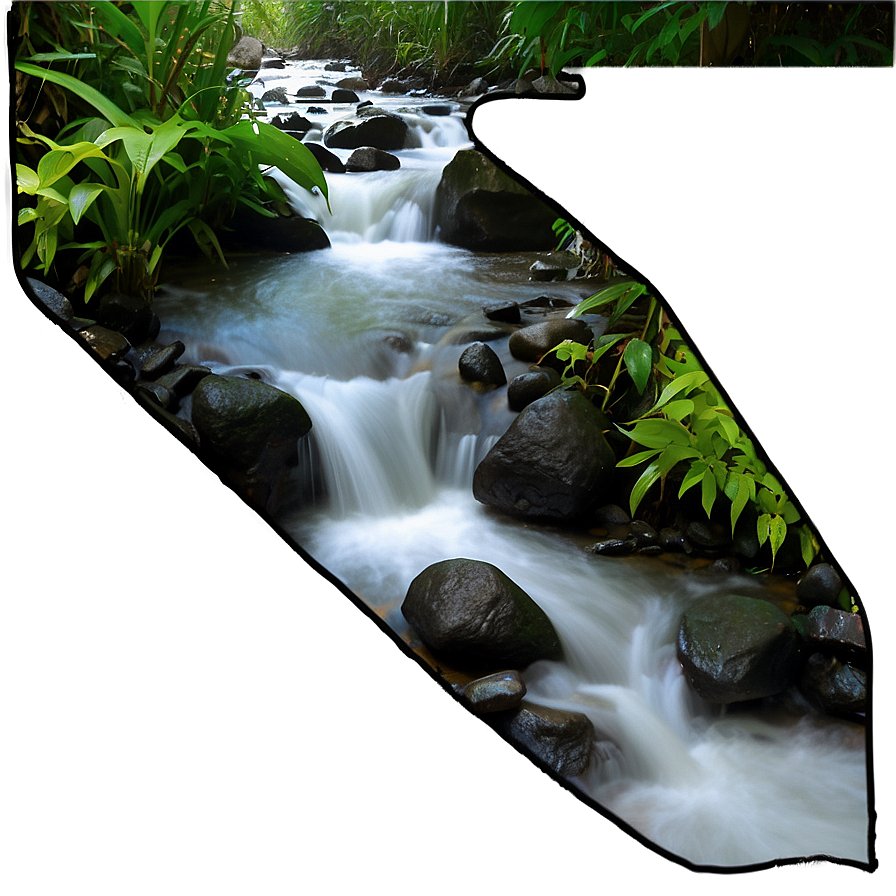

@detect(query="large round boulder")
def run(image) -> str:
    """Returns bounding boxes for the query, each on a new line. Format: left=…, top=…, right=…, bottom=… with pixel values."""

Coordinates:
left=458, top=342, right=506, bottom=387
left=434, top=149, right=556, bottom=251
left=677, top=595, right=802, bottom=704
left=191, top=375, right=312, bottom=513
left=473, top=390, right=616, bottom=521
left=227, top=36, right=263, bottom=71
left=401, top=558, right=561, bottom=669
left=508, top=318, right=591, bottom=363
left=323, top=106, right=409, bottom=151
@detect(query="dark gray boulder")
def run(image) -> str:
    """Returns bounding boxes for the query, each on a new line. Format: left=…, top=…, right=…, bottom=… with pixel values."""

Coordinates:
left=508, top=318, right=591, bottom=363
left=401, top=558, right=561, bottom=669
left=494, top=702, right=594, bottom=777
left=533, top=75, right=578, bottom=95
left=434, top=149, right=556, bottom=251
left=131, top=340, right=185, bottom=379
left=96, top=292, right=158, bottom=344
left=296, top=85, right=327, bottom=98
left=271, top=112, right=313, bottom=134
left=677, top=595, right=802, bottom=704
left=422, top=104, right=452, bottom=116
left=507, top=367, right=559, bottom=411
left=459, top=671, right=526, bottom=714
left=229, top=211, right=330, bottom=253
left=261, top=86, right=289, bottom=104
left=78, top=325, right=130, bottom=363
left=473, top=390, right=616, bottom=521
left=323, top=106, right=409, bottom=151
left=804, top=606, right=866, bottom=655
left=26, top=278, right=73, bottom=322
left=345, top=146, right=401, bottom=172
left=191, top=375, right=312, bottom=513
left=799, top=653, right=867, bottom=716
left=227, top=36, right=263, bottom=71
left=332, top=88, right=360, bottom=103
left=303, top=142, right=346, bottom=174
left=458, top=342, right=506, bottom=387
left=798, top=563, right=843, bottom=608
left=380, top=79, right=407, bottom=93
left=336, top=76, right=369, bottom=91
left=483, top=301, right=521, bottom=324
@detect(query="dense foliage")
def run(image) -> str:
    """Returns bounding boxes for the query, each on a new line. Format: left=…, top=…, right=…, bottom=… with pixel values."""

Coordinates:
left=14, top=1, right=327, bottom=301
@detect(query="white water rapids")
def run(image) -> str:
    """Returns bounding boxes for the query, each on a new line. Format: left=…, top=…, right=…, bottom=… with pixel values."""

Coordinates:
left=151, top=60, right=870, bottom=869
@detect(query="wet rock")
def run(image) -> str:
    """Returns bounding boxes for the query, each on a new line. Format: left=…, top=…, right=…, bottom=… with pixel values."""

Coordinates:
left=507, top=367, right=559, bottom=411
left=459, top=77, right=488, bottom=97
left=324, top=106, right=409, bottom=151
left=700, top=556, right=744, bottom=576
left=804, top=606, right=866, bottom=655
left=593, top=504, right=631, bottom=526
left=513, top=78, right=534, bottom=95
left=589, top=537, right=637, bottom=556
left=483, top=301, right=521, bottom=324
left=422, top=104, right=452, bottom=116
left=434, top=149, right=556, bottom=251
left=798, top=563, right=843, bottom=609
left=303, top=142, right=346, bottom=173
left=325, top=61, right=348, bottom=72
left=271, top=111, right=313, bottom=134
left=296, top=85, right=327, bottom=98
left=459, top=671, right=526, bottom=714
left=677, top=595, right=802, bottom=704
left=261, top=86, right=289, bottom=104
left=79, top=325, right=130, bottom=363
left=332, top=88, right=360, bottom=103
left=494, top=702, right=594, bottom=777
left=135, top=381, right=173, bottom=410
left=532, top=75, right=578, bottom=95
left=131, top=340, right=185, bottom=379
left=508, top=318, right=591, bottom=363
left=380, top=79, right=407, bottom=93
left=401, top=558, right=561, bottom=669
left=659, top=527, right=691, bottom=553
left=799, top=653, right=867, bottom=716
left=346, top=146, right=401, bottom=172
left=685, top=520, right=731, bottom=553
left=261, top=57, right=285, bottom=69
left=458, top=342, right=506, bottom=387
left=446, top=326, right=505, bottom=345
left=135, top=389, right=200, bottom=450
left=306, top=106, right=327, bottom=115
left=227, top=36, right=263, bottom=71
left=529, top=251, right=579, bottom=282
left=96, top=292, right=158, bottom=344
left=474, top=390, right=616, bottom=522
left=155, top=364, right=212, bottom=399
left=630, top=520, right=658, bottom=547
left=26, top=278, right=73, bottom=322
left=337, top=76, right=369, bottom=91
left=191, top=375, right=313, bottom=514
left=228, top=211, right=330, bottom=252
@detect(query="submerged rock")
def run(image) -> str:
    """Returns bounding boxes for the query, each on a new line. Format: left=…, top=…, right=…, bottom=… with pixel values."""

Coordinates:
left=473, top=390, right=616, bottom=522
left=459, top=671, right=526, bottom=714
left=677, top=595, right=802, bottom=704
left=434, top=149, right=556, bottom=251
left=494, top=702, right=594, bottom=777
left=401, top=558, right=561, bottom=669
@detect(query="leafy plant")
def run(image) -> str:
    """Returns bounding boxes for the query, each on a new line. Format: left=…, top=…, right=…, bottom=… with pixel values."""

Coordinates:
left=14, top=2, right=329, bottom=300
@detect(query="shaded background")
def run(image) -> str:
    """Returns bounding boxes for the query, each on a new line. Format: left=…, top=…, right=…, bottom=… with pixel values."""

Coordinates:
left=3, top=27, right=893, bottom=894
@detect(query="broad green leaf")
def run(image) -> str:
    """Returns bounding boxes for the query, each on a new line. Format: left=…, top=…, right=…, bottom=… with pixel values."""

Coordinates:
left=18, top=207, right=39, bottom=225
left=701, top=467, right=717, bottom=519
left=15, top=62, right=139, bottom=128
left=629, top=457, right=664, bottom=516
left=768, top=515, right=787, bottom=566
left=68, top=183, right=105, bottom=224
left=24, top=52, right=97, bottom=62
left=568, top=282, right=646, bottom=318
left=623, top=338, right=652, bottom=395
left=678, top=461, right=707, bottom=498
left=716, top=411, right=740, bottom=446
left=661, top=399, right=694, bottom=422
left=622, top=418, right=692, bottom=449
left=757, top=513, right=771, bottom=547
left=707, top=2, right=730, bottom=30
left=725, top=470, right=752, bottom=533
left=92, top=0, right=146, bottom=56
left=85, top=255, right=117, bottom=302
left=799, top=525, right=820, bottom=569
left=16, top=164, right=39, bottom=194
left=647, top=369, right=709, bottom=414
left=35, top=186, right=68, bottom=204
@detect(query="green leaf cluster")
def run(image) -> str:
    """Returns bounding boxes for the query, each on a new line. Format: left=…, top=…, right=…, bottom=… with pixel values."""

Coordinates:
left=14, top=2, right=328, bottom=300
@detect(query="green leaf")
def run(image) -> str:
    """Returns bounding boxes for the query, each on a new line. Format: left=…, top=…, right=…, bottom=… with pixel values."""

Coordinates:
left=707, top=2, right=730, bottom=30
left=716, top=411, right=740, bottom=446
left=16, top=164, right=39, bottom=194
left=617, top=448, right=662, bottom=468
left=768, top=515, right=787, bottom=566
left=661, top=399, right=694, bottom=422
left=622, top=418, right=692, bottom=449
left=92, top=0, right=146, bottom=56
left=647, top=369, right=709, bottom=414
left=623, top=338, right=652, bottom=395
left=799, top=525, right=820, bottom=569
left=16, top=62, right=139, bottom=128
left=568, top=282, right=646, bottom=318
left=23, top=52, right=97, bottom=62
left=18, top=207, right=39, bottom=225
left=68, top=183, right=105, bottom=224
left=629, top=457, right=664, bottom=515
left=701, top=467, right=717, bottom=519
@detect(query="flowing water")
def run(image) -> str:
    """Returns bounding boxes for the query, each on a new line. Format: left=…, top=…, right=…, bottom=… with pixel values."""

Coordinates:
left=153, top=61, right=870, bottom=868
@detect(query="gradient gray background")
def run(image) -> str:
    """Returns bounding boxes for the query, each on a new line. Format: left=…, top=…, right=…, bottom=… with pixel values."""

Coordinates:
left=3, top=41, right=891, bottom=892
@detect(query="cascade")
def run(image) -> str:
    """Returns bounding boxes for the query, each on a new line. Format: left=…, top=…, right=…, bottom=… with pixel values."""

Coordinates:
left=151, top=59, right=870, bottom=870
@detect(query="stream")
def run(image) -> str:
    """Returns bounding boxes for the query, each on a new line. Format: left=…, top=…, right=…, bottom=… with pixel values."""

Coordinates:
left=152, top=60, right=869, bottom=868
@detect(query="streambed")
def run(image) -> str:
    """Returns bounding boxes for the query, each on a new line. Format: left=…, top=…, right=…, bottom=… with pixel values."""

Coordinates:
left=152, top=59, right=869, bottom=869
